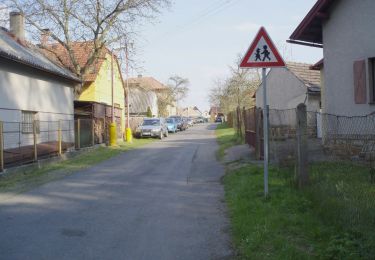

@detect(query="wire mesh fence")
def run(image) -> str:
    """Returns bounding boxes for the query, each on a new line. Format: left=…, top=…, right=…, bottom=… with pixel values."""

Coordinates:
left=0, top=118, right=110, bottom=171
left=231, top=105, right=375, bottom=168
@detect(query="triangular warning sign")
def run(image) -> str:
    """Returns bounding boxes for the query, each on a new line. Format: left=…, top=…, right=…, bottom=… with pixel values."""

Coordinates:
left=240, top=27, right=285, bottom=68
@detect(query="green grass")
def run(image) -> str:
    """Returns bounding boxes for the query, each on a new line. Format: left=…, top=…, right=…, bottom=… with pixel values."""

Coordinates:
left=215, top=123, right=243, bottom=160
left=217, top=124, right=375, bottom=259
left=223, top=163, right=375, bottom=259
left=0, top=138, right=155, bottom=193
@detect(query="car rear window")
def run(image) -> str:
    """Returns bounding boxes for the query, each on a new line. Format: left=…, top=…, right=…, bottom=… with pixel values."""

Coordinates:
left=143, top=119, right=160, bottom=126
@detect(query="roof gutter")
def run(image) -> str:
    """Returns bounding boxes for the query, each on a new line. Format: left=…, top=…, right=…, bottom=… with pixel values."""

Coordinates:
left=286, top=39, right=323, bottom=48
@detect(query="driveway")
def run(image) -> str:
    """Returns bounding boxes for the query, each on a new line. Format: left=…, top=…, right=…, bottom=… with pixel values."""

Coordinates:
left=0, top=124, right=233, bottom=260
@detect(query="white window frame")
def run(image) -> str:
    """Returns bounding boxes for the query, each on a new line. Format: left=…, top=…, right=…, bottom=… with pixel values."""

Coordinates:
left=22, top=111, right=40, bottom=134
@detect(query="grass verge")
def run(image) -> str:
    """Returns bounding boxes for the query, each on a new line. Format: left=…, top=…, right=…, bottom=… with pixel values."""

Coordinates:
left=224, top=163, right=375, bottom=259
left=215, top=123, right=243, bottom=160
left=217, top=124, right=375, bottom=259
left=0, top=138, right=155, bottom=193
left=216, top=125, right=375, bottom=259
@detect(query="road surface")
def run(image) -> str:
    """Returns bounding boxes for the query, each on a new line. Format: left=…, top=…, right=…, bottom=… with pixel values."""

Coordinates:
left=0, top=123, right=233, bottom=260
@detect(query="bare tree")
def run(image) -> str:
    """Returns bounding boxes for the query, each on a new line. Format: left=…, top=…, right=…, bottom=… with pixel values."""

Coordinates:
left=208, top=57, right=260, bottom=114
left=167, top=75, right=189, bottom=103
left=6, top=0, right=170, bottom=83
left=0, top=5, right=8, bottom=27
left=156, top=75, right=189, bottom=116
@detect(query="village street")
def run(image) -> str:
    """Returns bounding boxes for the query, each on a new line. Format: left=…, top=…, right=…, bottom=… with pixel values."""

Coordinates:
left=0, top=124, right=232, bottom=260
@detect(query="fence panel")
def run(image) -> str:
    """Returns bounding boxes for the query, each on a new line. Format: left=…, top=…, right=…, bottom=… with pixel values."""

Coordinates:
left=2, top=120, right=75, bottom=169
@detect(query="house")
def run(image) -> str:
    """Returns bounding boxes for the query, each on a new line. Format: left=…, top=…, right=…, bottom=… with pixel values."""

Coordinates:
left=45, top=42, right=126, bottom=140
left=180, top=106, right=202, bottom=117
left=0, top=12, right=80, bottom=164
left=255, top=62, right=321, bottom=111
left=128, top=75, right=176, bottom=117
left=288, top=0, right=375, bottom=117
left=127, top=85, right=158, bottom=116
left=209, top=106, right=224, bottom=121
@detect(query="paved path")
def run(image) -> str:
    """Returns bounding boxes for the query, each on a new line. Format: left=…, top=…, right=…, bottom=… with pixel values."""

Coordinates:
left=0, top=124, right=232, bottom=260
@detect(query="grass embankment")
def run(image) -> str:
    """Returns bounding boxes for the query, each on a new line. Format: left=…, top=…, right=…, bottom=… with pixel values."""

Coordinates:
left=215, top=123, right=243, bottom=160
left=217, top=124, right=375, bottom=259
left=0, top=138, right=155, bottom=192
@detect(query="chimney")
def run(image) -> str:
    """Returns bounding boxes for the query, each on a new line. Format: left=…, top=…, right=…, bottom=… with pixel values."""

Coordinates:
left=137, top=74, right=142, bottom=78
left=40, top=28, right=50, bottom=46
left=9, top=11, right=25, bottom=41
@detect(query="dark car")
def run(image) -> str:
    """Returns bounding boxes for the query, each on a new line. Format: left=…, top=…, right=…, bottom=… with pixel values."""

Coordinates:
left=169, top=116, right=188, bottom=131
left=215, top=117, right=223, bottom=123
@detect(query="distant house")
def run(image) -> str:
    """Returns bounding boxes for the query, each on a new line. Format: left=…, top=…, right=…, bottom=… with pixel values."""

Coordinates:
left=256, top=62, right=321, bottom=111
left=180, top=106, right=202, bottom=117
left=209, top=106, right=223, bottom=121
left=128, top=75, right=176, bottom=117
left=0, top=12, right=80, bottom=151
left=289, top=0, right=375, bottom=117
left=46, top=42, right=126, bottom=139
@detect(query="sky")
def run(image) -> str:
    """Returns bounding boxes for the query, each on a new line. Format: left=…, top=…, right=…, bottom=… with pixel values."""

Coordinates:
left=135, top=0, right=323, bottom=112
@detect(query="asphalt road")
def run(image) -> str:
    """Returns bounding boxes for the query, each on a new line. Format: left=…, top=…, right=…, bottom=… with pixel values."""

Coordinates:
left=0, top=123, right=233, bottom=260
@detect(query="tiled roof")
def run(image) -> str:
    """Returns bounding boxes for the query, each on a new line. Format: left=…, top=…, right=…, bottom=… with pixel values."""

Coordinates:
left=0, top=28, right=80, bottom=82
left=286, top=62, right=321, bottom=91
left=43, top=42, right=110, bottom=82
left=128, top=76, right=168, bottom=91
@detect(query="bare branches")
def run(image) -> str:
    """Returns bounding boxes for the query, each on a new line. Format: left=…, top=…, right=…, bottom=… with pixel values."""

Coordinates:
left=5, top=0, right=170, bottom=82
left=208, top=56, right=260, bottom=114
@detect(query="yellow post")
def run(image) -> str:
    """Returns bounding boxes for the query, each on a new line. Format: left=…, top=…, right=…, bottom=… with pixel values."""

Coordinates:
left=0, top=121, right=4, bottom=172
left=126, top=127, right=132, bottom=143
left=109, top=122, right=117, bottom=146
left=58, top=120, right=62, bottom=156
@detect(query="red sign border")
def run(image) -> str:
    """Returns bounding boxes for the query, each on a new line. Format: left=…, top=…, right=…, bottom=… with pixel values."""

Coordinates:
left=240, top=27, right=286, bottom=68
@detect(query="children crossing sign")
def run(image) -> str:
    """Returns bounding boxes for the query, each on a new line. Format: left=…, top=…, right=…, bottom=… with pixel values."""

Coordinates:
left=240, top=27, right=285, bottom=68
left=239, top=26, right=285, bottom=197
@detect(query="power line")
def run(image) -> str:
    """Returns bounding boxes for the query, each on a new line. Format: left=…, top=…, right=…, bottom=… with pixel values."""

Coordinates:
left=153, top=0, right=241, bottom=40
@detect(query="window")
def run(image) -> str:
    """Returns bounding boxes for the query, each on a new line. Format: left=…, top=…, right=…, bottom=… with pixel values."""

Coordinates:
left=22, top=111, right=39, bottom=134
left=369, top=58, right=375, bottom=103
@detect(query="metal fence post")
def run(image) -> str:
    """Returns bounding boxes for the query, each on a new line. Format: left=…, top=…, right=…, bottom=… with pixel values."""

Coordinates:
left=296, top=103, right=309, bottom=187
left=255, top=108, right=262, bottom=160
left=58, top=120, right=62, bottom=156
left=77, top=119, right=81, bottom=150
left=0, top=121, right=4, bottom=172
left=33, top=120, right=38, bottom=162
left=92, top=119, right=95, bottom=147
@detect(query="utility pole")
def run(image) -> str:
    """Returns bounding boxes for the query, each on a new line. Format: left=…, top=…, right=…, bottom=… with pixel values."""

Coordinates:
left=109, top=51, right=117, bottom=146
left=125, top=43, right=133, bottom=143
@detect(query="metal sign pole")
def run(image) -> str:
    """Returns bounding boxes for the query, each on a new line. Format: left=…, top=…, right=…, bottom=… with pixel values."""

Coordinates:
left=262, top=67, right=269, bottom=197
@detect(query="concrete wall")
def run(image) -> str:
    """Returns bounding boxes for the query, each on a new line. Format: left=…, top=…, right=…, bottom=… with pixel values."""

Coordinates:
left=0, top=60, right=75, bottom=149
left=255, top=68, right=319, bottom=111
left=322, top=0, right=375, bottom=116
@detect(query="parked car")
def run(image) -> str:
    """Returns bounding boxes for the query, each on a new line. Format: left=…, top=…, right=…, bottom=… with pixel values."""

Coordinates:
left=166, top=118, right=178, bottom=133
left=169, top=116, right=188, bottom=131
left=215, top=117, right=223, bottom=123
left=136, top=118, right=168, bottom=139
left=187, top=118, right=194, bottom=127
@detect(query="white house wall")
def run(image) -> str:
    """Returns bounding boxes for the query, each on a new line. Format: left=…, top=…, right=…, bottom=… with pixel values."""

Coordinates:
left=322, top=0, right=375, bottom=116
left=256, top=68, right=309, bottom=110
left=0, top=62, right=75, bottom=149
